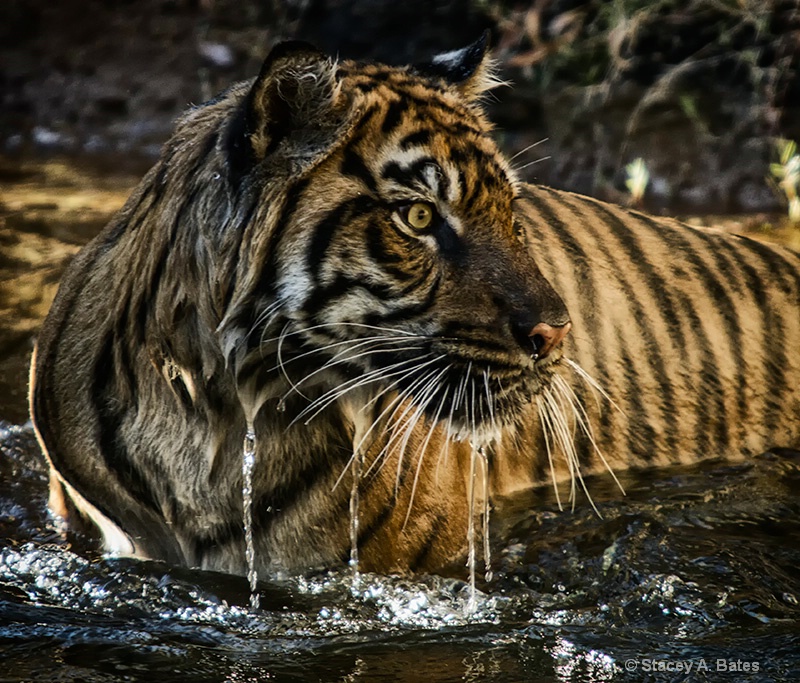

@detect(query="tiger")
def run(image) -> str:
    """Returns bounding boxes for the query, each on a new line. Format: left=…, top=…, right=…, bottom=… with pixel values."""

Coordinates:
left=30, top=36, right=800, bottom=579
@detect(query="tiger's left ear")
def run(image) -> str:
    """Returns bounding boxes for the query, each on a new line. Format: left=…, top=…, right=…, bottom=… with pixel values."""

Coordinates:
left=227, top=40, right=352, bottom=175
left=414, top=31, right=502, bottom=100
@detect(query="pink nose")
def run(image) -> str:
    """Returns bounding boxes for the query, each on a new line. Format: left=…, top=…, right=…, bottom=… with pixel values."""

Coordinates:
left=529, top=321, right=571, bottom=359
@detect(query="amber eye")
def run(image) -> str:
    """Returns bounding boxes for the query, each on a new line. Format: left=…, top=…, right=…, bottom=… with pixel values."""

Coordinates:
left=398, top=202, right=435, bottom=231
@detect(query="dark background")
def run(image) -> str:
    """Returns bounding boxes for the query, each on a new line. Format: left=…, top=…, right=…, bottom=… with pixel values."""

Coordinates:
left=1, top=0, right=799, bottom=213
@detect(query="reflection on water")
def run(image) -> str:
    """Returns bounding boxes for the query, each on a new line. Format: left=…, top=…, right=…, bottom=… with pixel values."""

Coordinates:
left=1, top=157, right=800, bottom=682
left=0, top=157, right=138, bottom=423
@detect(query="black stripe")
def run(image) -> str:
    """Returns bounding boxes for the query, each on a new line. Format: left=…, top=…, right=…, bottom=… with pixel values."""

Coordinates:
left=364, top=272, right=442, bottom=326
left=257, top=177, right=311, bottom=296
left=726, top=237, right=795, bottom=435
left=340, top=146, right=377, bottom=194
left=734, top=235, right=800, bottom=293
left=554, top=190, right=722, bottom=456
left=381, top=156, right=437, bottom=187
left=627, top=209, right=746, bottom=451
left=540, top=192, right=672, bottom=452
left=408, top=512, right=447, bottom=572
left=365, top=218, right=414, bottom=270
left=307, top=194, right=379, bottom=271
left=92, top=333, right=163, bottom=516
left=381, top=97, right=409, bottom=136
left=400, top=130, right=432, bottom=149
left=305, top=274, right=397, bottom=317
left=519, top=187, right=613, bottom=409
left=617, top=344, right=658, bottom=459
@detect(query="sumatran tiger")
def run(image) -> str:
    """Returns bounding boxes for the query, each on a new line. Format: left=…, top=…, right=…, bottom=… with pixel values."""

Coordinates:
left=30, top=36, right=800, bottom=578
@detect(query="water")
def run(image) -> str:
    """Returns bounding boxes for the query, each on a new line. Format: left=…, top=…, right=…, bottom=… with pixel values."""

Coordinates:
left=349, top=447, right=362, bottom=581
left=3, top=419, right=800, bottom=681
left=3, top=158, right=800, bottom=681
left=466, top=443, right=491, bottom=610
left=242, top=426, right=259, bottom=611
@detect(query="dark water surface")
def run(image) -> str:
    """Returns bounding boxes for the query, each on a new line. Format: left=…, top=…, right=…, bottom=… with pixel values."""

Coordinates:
left=1, top=158, right=800, bottom=682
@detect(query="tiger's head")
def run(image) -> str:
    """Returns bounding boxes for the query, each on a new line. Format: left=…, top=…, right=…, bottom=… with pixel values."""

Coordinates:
left=214, top=37, right=570, bottom=442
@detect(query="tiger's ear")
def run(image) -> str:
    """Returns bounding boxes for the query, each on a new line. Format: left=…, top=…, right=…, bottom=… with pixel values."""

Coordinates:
left=414, top=32, right=502, bottom=101
left=228, top=41, right=349, bottom=172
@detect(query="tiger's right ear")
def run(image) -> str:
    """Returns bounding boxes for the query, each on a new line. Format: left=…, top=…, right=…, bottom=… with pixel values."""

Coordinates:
left=227, top=41, right=348, bottom=175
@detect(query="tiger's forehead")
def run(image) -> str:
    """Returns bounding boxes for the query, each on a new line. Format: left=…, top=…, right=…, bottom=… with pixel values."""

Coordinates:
left=338, top=62, right=495, bottom=139
left=337, top=61, right=518, bottom=208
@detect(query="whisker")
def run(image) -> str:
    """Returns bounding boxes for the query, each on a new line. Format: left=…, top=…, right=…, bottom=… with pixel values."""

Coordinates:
left=276, top=322, right=310, bottom=400
left=367, top=367, right=442, bottom=483
left=552, top=374, right=625, bottom=496
left=389, top=366, right=446, bottom=491
left=279, top=341, right=427, bottom=396
left=396, top=365, right=450, bottom=509
left=290, top=355, right=434, bottom=426
left=514, top=156, right=551, bottom=173
left=536, top=397, right=563, bottom=511
left=508, top=137, right=548, bottom=162
left=258, top=321, right=439, bottom=346
left=563, top=358, right=625, bottom=416
left=546, top=385, right=600, bottom=516
left=265, top=334, right=426, bottom=372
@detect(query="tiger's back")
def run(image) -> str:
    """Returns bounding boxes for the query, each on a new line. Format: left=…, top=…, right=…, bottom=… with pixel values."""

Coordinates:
left=502, top=185, right=800, bottom=493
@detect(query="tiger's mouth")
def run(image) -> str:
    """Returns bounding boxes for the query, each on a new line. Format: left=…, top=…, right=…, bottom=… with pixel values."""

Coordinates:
left=384, top=343, right=562, bottom=441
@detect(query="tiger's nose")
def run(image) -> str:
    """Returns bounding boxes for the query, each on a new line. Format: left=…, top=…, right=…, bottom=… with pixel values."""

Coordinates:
left=529, top=321, right=571, bottom=360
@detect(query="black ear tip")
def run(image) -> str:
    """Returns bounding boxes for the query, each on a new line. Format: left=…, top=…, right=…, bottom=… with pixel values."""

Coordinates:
left=417, top=33, right=492, bottom=85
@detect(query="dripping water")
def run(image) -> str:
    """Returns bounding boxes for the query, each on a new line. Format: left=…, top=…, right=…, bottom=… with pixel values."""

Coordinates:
left=349, top=448, right=362, bottom=585
left=242, top=424, right=259, bottom=610
left=480, top=448, right=493, bottom=583
left=467, top=443, right=491, bottom=610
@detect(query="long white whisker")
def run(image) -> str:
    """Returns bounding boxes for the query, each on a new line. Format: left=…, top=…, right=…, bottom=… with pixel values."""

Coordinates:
left=280, top=341, right=427, bottom=397
left=367, top=367, right=441, bottom=482
left=276, top=322, right=310, bottom=400
left=265, top=334, right=426, bottom=372
left=390, top=366, right=446, bottom=491
left=543, top=389, right=578, bottom=506
left=258, top=321, right=441, bottom=346
left=508, top=137, right=549, bottom=162
left=563, top=358, right=625, bottom=416
left=402, top=385, right=449, bottom=529
left=296, top=369, right=410, bottom=428
left=514, top=156, right=551, bottom=173
left=536, top=397, right=563, bottom=510
left=394, top=365, right=450, bottom=501
left=291, top=355, right=433, bottom=426
left=552, top=374, right=625, bottom=495
left=547, top=385, right=600, bottom=516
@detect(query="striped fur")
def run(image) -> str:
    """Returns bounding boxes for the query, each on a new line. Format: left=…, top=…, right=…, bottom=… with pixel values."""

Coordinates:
left=30, top=40, right=800, bottom=577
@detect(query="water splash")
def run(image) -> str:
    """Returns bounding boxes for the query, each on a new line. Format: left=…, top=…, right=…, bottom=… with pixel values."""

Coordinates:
left=467, top=443, right=491, bottom=610
left=242, top=424, right=259, bottom=610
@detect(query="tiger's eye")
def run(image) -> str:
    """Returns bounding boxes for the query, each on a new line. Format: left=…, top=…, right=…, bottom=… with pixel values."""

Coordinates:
left=403, top=202, right=434, bottom=230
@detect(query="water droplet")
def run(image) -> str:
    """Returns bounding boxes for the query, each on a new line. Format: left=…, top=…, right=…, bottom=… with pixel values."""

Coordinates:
left=276, top=398, right=286, bottom=413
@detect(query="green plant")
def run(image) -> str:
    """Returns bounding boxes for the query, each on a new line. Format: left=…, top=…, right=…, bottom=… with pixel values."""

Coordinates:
left=770, top=139, right=800, bottom=224
left=625, top=157, right=650, bottom=205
